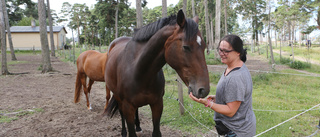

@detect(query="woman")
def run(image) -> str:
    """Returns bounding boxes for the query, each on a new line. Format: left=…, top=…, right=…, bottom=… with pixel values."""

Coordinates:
left=189, top=34, right=256, bottom=137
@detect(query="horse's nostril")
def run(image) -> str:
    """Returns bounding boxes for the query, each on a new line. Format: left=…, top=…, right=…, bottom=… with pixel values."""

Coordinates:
left=188, top=87, right=193, bottom=95
left=198, top=88, right=205, bottom=96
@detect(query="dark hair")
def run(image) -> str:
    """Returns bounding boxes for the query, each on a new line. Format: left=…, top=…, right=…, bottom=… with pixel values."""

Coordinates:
left=219, top=34, right=247, bottom=62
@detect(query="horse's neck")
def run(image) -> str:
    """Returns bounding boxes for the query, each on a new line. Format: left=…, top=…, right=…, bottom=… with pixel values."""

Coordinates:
left=133, top=40, right=168, bottom=79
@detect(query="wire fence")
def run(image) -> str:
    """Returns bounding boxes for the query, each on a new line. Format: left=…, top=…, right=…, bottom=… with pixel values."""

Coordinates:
left=156, top=64, right=320, bottom=137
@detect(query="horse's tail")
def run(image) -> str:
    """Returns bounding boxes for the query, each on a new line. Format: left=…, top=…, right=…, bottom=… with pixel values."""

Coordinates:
left=105, top=96, right=118, bottom=118
left=74, top=72, right=82, bottom=103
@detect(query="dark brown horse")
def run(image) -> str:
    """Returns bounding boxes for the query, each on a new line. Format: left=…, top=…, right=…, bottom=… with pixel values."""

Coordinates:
left=105, top=10, right=210, bottom=137
left=74, top=50, right=110, bottom=110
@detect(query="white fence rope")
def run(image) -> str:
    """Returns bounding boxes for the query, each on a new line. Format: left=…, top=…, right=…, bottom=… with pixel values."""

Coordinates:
left=253, top=107, right=320, bottom=112
left=307, top=129, right=320, bottom=137
left=164, top=65, right=320, bottom=137
left=175, top=97, right=218, bottom=135
left=254, top=103, right=320, bottom=137
left=208, top=65, right=320, bottom=77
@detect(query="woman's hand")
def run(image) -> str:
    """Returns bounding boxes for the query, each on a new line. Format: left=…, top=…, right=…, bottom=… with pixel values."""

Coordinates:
left=207, top=95, right=216, bottom=103
left=189, top=93, right=207, bottom=105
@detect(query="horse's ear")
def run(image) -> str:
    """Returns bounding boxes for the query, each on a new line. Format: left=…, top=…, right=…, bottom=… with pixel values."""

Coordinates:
left=193, top=16, right=199, bottom=24
left=177, top=9, right=186, bottom=28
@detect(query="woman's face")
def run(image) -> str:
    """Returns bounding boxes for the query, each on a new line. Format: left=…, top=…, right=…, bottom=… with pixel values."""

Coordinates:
left=217, top=41, right=240, bottom=65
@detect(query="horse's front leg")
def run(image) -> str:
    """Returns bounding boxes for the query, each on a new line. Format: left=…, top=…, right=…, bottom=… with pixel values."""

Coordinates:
left=122, top=104, right=138, bottom=137
left=150, top=98, right=163, bottom=137
left=119, top=109, right=127, bottom=137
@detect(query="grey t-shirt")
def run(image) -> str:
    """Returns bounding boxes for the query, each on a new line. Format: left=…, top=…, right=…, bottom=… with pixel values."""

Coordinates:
left=214, top=63, right=256, bottom=137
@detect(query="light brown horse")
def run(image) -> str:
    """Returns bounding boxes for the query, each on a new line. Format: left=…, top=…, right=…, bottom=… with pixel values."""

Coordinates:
left=105, top=10, right=210, bottom=137
left=74, top=50, right=110, bottom=110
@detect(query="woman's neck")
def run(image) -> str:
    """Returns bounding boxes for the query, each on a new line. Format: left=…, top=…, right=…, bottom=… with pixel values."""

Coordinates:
left=225, top=59, right=243, bottom=76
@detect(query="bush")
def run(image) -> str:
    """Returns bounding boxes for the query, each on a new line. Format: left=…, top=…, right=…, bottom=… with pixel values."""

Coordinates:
left=205, top=52, right=223, bottom=65
left=289, top=61, right=311, bottom=69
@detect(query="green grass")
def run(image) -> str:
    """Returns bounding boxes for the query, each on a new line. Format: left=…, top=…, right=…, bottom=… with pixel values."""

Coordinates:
left=56, top=46, right=109, bottom=63
left=0, top=108, right=43, bottom=123
left=57, top=47, right=319, bottom=136
left=139, top=65, right=320, bottom=136
left=3, top=47, right=320, bottom=136
left=205, top=51, right=223, bottom=65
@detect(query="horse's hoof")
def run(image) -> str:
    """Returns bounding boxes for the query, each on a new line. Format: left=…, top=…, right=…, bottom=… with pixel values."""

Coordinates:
left=136, top=130, right=143, bottom=137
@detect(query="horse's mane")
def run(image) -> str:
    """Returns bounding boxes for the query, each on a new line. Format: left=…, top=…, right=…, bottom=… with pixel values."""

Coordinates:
left=132, top=14, right=199, bottom=42
left=132, top=15, right=177, bottom=42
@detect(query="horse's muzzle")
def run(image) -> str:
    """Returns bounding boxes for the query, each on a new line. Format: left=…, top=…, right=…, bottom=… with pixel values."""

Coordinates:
left=188, top=86, right=209, bottom=98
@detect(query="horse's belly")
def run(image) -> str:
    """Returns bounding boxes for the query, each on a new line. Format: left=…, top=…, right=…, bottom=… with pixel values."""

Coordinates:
left=86, top=71, right=104, bottom=81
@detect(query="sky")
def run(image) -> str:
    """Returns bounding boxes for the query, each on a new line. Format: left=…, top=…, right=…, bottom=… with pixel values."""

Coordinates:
left=32, top=0, right=319, bottom=39
left=39, top=0, right=179, bottom=37
left=47, top=0, right=179, bottom=13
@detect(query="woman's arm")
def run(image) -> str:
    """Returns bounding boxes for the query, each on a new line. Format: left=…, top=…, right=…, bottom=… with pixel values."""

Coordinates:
left=189, top=93, right=241, bottom=117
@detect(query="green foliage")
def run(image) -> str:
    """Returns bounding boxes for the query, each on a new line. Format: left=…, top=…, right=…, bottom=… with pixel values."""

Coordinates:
left=301, top=25, right=318, bottom=34
left=140, top=67, right=320, bottom=136
left=271, top=46, right=320, bottom=71
left=289, top=61, right=311, bottom=69
left=209, top=72, right=221, bottom=84
left=15, top=17, right=39, bottom=26
left=7, top=0, right=38, bottom=26
left=205, top=52, right=223, bottom=65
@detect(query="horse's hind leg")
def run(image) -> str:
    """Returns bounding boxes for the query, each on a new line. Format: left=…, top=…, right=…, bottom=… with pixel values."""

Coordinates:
left=79, top=74, right=90, bottom=110
left=86, top=79, right=94, bottom=110
left=104, top=86, right=111, bottom=111
left=135, top=109, right=142, bottom=132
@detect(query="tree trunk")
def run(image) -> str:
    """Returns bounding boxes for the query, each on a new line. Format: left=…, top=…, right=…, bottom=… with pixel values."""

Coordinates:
left=77, top=25, right=81, bottom=49
left=136, top=0, right=143, bottom=28
left=115, top=0, right=119, bottom=38
left=162, top=0, right=167, bottom=17
left=215, top=0, right=221, bottom=58
left=2, top=0, right=16, bottom=61
left=275, top=29, right=277, bottom=48
left=204, top=0, right=210, bottom=51
left=183, top=0, right=187, bottom=17
left=46, top=0, right=55, bottom=57
left=0, top=0, right=10, bottom=75
left=72, top=29, right=75, bottom=64
left=38, top=0, right=52, bottom=73
left=224, top=0, right=227, bottom=35
left=191, top=0, right=195, bottom=17
left=268, top=1, right=274, bottom=65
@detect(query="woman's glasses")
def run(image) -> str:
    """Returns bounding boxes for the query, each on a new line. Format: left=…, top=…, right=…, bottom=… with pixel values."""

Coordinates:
left=216, top=48, right=234, bottom=55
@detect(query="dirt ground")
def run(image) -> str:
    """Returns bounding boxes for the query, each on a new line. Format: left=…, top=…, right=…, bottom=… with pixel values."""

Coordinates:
left=0, top=54, right=189, bottom=137
left=0, top=53, right=291, bottom=137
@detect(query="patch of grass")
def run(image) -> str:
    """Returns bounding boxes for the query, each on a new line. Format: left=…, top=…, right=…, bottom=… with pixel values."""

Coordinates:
left=141, top=68, right=320, bottom=136
left=56, top=46, right=320, bottom=136
left=0, top=116, right=18, bottom=123
left=0, top=108, right=44, bottom=123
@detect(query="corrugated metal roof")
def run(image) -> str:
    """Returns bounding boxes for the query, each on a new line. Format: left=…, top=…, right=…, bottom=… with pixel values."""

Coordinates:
left=10, top=26, right=67, bottom=33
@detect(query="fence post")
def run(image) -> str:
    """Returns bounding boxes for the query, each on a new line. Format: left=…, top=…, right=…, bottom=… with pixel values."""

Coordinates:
left=177, top=75, right=185, bottom=115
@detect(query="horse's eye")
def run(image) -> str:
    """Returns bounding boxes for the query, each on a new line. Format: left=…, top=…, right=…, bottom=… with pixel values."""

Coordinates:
left=183, top=45, right=191, bottom=52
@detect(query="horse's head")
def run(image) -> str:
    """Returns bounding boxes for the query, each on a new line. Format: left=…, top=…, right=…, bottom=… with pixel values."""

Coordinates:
left=165, top=10, right=209, bottom=98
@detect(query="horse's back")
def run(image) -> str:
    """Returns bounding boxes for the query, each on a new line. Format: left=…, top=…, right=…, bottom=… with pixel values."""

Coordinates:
left=108, top=37, right=131, bottom=54
left=77, top=50, right=107, bottom=81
